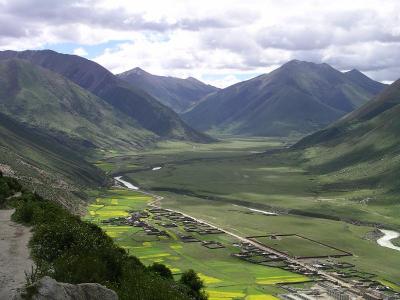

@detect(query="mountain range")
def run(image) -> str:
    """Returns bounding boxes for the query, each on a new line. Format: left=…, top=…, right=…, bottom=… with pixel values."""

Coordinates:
left=0, top=50, right=392, bottom=206
left=0, top=50, right=211, bottom=143
left=0, top=50, right=212, bottom=205
left=0, top=59, right=157, bottom=150
left=183, top=60, right=386, bottom=137
left=118, top=67, right=218, bottom=113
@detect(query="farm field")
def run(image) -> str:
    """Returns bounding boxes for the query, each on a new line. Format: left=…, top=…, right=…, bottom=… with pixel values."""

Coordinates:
left=156, top=194, right=400, bottom=284
left=92, top=137, right=400, bottom=232
left=121, top=152, right=400, bottom=230
left=91, top=137, right=400, bottom=290
left=250, top=235, right=350, bottom=259
left=84, top=188, right=310, bottom=300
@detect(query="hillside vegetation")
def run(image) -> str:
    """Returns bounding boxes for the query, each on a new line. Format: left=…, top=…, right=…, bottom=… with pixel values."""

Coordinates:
left=0, top=174, right=206, bottom=300
left=0, top=112, right=108, bottom=210
left=183, top=60, right=385, bottom=137
left=0, top=59, right=156, bottom=151
left=0, top=50, right=211, bottom=143
left=294, top=79, right=400, bottom=202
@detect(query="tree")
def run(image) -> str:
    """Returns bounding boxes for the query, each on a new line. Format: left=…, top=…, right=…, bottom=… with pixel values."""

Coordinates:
left=180, top=269, right=207, bottom=300
left=148, top=262, right=173, bottom=280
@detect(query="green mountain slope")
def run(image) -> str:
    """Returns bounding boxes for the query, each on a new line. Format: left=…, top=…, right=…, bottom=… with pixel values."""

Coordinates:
left=0, top=50, right=211, bottom=143
left=0, top=112, right=106, bottom=211
left=294, top=79, right=400, bottom=199
left=118, top=67, right=218, bottom=113
left=0, top=59, right=156, bottom=150
left=183, top=60, right=386, bottom=137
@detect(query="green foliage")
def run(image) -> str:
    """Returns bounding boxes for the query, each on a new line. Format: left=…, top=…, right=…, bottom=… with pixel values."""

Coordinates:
left=7, top=177, right=204, bottom=299
left=0, top=175, right=23, bottom=208
left=148, top=263, right=173, bottom=280
left=180, top=270, right=207, bottom=300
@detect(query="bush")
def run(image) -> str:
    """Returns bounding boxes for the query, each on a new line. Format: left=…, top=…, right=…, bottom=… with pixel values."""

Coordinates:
left=180, top=270, right=207, bottom=300
left=148, top=263, right=173, bottom=280
left=0, top=175, right=24, bottom=208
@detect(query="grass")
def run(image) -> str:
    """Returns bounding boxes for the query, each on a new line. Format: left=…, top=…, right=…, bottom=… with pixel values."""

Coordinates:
left=84, top=187, right=309, bottom=300
left=89, top=137, right=400, bottom=291
left=252, top=235, right=348, bottom=258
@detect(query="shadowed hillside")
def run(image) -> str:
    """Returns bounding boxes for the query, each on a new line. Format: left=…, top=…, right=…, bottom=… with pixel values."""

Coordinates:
left=294, top=79, right=400, bottom=198
left=0, top=50, right=212, bottom=143
left=183, top=60, right=386, bottom=137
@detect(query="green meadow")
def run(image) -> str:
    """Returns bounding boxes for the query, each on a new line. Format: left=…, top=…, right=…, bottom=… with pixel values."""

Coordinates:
left=91, top=137, right=400, bottom=290
left=85, top=188, right=309, bottom=300
left=251, top=235, right=348, bottom=258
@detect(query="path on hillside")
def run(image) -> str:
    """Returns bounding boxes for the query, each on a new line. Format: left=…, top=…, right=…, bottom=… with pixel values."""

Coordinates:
left=0, top=209, right=33, bottom=299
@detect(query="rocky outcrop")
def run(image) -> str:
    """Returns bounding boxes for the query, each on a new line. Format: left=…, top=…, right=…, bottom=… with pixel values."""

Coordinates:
left=16, top=276, right=118, bottom=300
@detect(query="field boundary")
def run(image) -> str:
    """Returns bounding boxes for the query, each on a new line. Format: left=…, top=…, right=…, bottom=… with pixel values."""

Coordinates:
left=247, top=234, right=352, bottom=259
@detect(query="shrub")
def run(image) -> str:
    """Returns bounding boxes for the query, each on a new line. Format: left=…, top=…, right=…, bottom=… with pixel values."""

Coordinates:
left=148, top=263, right=173, bottom=280
left=180, top=269, right=207, bottom=300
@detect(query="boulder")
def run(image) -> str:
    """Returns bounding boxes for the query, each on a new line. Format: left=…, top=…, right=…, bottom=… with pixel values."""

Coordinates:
left=16, top=276, right=118, bottom=300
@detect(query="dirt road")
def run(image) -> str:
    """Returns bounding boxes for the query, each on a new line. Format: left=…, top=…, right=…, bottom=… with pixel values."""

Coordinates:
left=0, top=209, right=33, bottom=299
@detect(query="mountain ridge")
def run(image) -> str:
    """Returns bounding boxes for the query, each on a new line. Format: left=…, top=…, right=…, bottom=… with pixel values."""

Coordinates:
left=183, top=60, right=386, bottom=137
left=118, top=67, right=219, bottom=113
left=0, top=50, right=212, bottom=143
left=0, top=58, right=156, bottom=150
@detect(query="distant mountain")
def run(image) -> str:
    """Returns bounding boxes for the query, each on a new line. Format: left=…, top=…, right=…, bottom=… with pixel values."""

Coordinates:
left=183, top=60, right=386, bottom=137
left=344, top=69, right=386, bottom=95
left=294, top=79, right=400, bottom=194
left=0, top=50, right=211, bottom=143
left=0, top=59, right=156, bottom=150
left=118, top=67, right=218, bottom=113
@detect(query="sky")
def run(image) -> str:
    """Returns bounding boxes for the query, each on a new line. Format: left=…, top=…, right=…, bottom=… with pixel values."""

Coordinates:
left=0, top=0, right=400, bottom=88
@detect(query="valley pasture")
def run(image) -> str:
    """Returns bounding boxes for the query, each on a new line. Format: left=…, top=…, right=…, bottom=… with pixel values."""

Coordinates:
left=85, top=188, right=310, bottom=300
left=92, top=137, right=400, bottom=291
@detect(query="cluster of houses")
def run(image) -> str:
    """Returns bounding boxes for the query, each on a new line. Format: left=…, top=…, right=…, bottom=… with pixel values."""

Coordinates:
left=101, top=209, right=169, bottom=237
left=278, top=269, right=399, bottom=300
left=149, top=208, right=224, bottom=234
left=279, top=281, right=359, bottom=300
left=310, top=260, right=400, bottom=299
left=279, top=280, right=399, bottom=300
left=231, top=242, right=317, bottom=276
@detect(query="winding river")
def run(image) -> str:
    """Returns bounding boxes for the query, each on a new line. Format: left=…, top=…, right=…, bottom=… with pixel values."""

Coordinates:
left=114, top=176, right=139, bottom=190
left=377, top=229, right=400, bottom=252
left=233, top=204, right=277, bottom=216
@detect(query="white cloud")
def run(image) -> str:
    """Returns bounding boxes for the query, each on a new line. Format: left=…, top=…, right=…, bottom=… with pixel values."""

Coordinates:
left=73, top=47, right=88, bottom=56
left=205, top=75, right=243, bottom=89
left=1, top=0, right=400, bottom=86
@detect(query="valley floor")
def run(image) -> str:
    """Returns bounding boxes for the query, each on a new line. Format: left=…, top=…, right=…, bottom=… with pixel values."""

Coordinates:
left=87, top=136, right=400, bottom=299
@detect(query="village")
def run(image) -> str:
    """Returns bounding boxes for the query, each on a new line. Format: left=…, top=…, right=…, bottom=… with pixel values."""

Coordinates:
left=100, top=203, right=400, bottom=300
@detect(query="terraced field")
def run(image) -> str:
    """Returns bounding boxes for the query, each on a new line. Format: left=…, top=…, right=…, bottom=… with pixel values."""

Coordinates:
left=84, top=188, right=309, bottom=300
